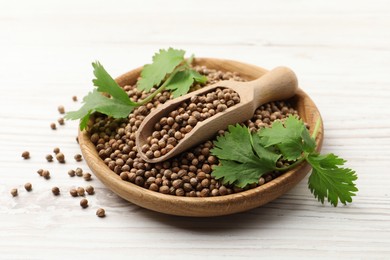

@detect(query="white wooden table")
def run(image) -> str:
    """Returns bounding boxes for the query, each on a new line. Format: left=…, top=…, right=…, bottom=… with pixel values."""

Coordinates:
left=1, top=0, right=389, bottom=259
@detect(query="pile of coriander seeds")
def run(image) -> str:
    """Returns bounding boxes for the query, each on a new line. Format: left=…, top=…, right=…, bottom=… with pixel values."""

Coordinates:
left=88, top=65, right=299, bottom=197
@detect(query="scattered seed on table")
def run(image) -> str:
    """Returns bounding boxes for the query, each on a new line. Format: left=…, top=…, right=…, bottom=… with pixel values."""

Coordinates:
left=96, top=208, right=105, bottom=218
left=45, top=154, right=53, bottom=162
left=21, top=151, right=30, bottom=159
left=37, top=169, right=43, bottom=176
left=80, top=198, right=88, bottom=208
left=57, top=117, right=65, bottom=125
left=68, top=169, right=76, bottom=177
left=72, top=96, right=78, bottom=102
left=58, top=105, right=65, bottom=114
left=83, top=173, right=92, bottom=181
left=85, top=185, right=94, bottom=195
left=77, top=187, right=85, bottom=196
left=10, top=188, right=18, bottom=197
left=50, top=122, right=57, bottom=130
left=56, top=152, right=65, bottom=163
left=42, top=170, right=50, bottom=179
left=75, top=168, right=83, bottom=177
left=52, top=186, right=60, bottom=195
left=24, top=183, right=32, bottom=191
left=53, top=147, right=60, bottom=154
left=70, top=188, right=78, bottom=197
left=74, top=154, right=82, bottom=162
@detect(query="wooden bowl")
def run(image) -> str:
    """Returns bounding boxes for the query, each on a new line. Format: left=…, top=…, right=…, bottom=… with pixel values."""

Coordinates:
left=78, top=58, right=323, bottom=217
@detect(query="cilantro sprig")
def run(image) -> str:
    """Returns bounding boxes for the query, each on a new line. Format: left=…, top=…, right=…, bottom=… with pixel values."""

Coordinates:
left=211, top=116, right=358, bottom=206
left=65, top=48, right=207, bottom=129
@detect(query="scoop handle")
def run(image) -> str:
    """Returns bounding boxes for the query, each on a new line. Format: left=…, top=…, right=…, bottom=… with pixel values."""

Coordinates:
left=250, top=66, right=298, bottom=108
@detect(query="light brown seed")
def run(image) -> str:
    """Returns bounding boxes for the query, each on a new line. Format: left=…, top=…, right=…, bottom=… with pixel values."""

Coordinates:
left=80, top=198, right=88, bottom=208
left=75, top=167, right=83, bottom=176
left=50, top=122, right=57, bottom=130
left=70, top=188, right=78, bottom=197
left=21, top=151, right=30, bottom=159
left=85, top=185, right=94, bottom=195
left=53, top=147, right=60, bottom=154
left=37, top=169, right=43, bottom=176
left=77, top=187, right=85, bottom=196
left=46, top=154, right=53, bottom=162
left=56, top=152, right=65, bottom=163
left=24, top=183, right=32, bottom=191
left=10, top=188, right=18, bottom=197
left=74, top=154, right=82, bottom=162
left=58, top=105, right=65, bottom=114
left=52, top=186, right=60, bottom=195
left=57, top=117, right=65, bottom=125
left=72, top=96, right=78, bottom=102
left=96, top=208, right=105, bottom=217
left=68, top=169, right=75, bottom=177
left=83, top=173, right=92, bottom=181
left=42, top=170, right=50, bottom=179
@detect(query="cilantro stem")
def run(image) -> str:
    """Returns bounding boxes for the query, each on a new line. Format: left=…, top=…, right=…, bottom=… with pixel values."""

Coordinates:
left=274, top=154, right=308, bottom=172
left=136, top=61, right=190, bottom=106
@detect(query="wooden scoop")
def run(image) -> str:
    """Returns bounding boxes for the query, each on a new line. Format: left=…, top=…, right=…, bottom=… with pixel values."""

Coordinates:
left=136, top=66, right=298, bottom=163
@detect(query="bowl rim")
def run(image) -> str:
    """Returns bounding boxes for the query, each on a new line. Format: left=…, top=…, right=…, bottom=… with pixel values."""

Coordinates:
left=78, top=57, right=323, bottom=217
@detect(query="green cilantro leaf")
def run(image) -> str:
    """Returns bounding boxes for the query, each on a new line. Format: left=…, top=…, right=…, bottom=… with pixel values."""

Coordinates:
left=258, top=115, right=315, bottom=161
left=137, top=48, right=185, bottom=92
left=213, top=160, right=275, bottom=187
left=92, top=61, right=133, bottom=104
left=211, top=116, right=357, bottom=206
left=307, top=153, right=358, bottom=206
left=65, top=90, right=136, bottom=130
left=211, top=124, right=280, bottom=187
left=165, top=69, right=208, bottom=98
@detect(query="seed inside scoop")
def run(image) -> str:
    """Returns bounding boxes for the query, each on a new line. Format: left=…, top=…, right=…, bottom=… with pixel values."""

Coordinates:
left=141, top=88, right=240, bottom=159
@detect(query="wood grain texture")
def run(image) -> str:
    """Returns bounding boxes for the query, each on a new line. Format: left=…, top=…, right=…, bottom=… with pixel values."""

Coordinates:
left=1, top=0, right=389, bottom=259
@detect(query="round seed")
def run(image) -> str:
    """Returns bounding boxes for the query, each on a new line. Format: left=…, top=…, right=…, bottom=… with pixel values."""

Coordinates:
left=58, top=105, right=65, bottom=114
left=52, top=186, right=60, bottom=195
left=77, top=187, right=85, bottom=196
left=57, top=117, right=65, bottom=125
left=85, top=185, right=95, bottom=195
left=74, top=154, right=82, bottom=162
left=83, top=173, right=92, bottom=181
left=68, top=169, right=75, bottom=177
left=24, top=183, right=32, bottom=191
left=70, top=188, right=78, bottom=197
left=50, top=123, right=57, bottom=130
left=21, top=151, right=30, bottom=159
left=96, top=208, right=105, bottom=217
left=53, top=147, right=60, bottom=154
left=46, top=154, right=53, bottom=162
left=10, top=188, right=18, bottom=197
left=80, top=198, right=88, bottom=208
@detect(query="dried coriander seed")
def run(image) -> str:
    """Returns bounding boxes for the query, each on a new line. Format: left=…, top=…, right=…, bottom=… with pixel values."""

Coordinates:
left=50, top=122, right=57, bottom=130
left=57, top=117, right=65, bottom=125
left=53, top=147, right=60, bottom=154
left=74, top=154, right=82, bottom=162
left=85, top=185, right=94, bottom=195
left=77, top=187, right=85, bottom=196
left=72, top=96, right=78, bottom=102
left=56, top=152, right=65, bottom=163
left=68, top=169, right=76, bottom=177
left=52, top=186, right=60, bottom=195
left=58, top=105, right=65, bottom=114
left=45, top=154, right=53, bottom=162
left=75, top=168, right=83, bottom=176
left=96, top=208, right=105, bottom=218
left=83, top=173, right=92, bottom=181
left=80, top=198, right=88, bottom=208
left=21, top=151, right=30, bottom=159
left=24, top=183, right=32, bottom=191
left=42, top=170, right=50, bottom=179
left=10, top=188, right=18, bottom=197
left=70, top=188, right=78, bottom=197
left=37, top=169, right=44, bottom=176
